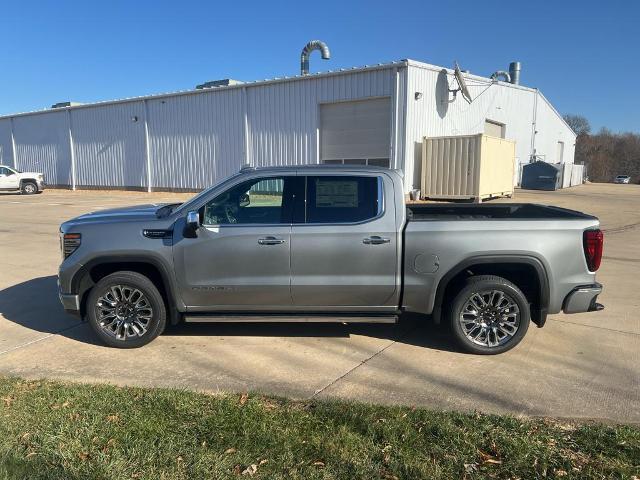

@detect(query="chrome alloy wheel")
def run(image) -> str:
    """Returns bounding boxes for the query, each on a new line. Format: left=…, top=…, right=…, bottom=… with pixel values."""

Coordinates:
left=95, top=285, right=154, bottom=341
left=459, top=289, right=520, bottom=348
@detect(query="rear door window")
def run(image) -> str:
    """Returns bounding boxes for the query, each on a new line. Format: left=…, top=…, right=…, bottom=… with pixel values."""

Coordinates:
left=305, top=175, right=381, bottom=224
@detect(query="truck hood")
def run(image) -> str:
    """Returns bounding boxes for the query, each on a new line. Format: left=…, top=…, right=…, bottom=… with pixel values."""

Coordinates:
left=60, top=204, right=168, bottom=230
left=18, top=171, right=43, bottom=177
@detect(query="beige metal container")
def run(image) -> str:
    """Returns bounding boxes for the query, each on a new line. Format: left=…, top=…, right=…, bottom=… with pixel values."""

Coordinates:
left=421, top=134, right=515, bottom=202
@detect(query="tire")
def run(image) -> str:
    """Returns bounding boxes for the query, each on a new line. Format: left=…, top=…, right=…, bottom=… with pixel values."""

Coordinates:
left=448, top=275, right=530, bottom=355
left=86, top=271, right=166, bottom=348
left=21, top=181, right=37, bottom=195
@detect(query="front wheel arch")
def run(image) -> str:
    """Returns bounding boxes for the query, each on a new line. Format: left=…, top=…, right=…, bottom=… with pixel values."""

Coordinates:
left=73, top=258, right=182, bottom=325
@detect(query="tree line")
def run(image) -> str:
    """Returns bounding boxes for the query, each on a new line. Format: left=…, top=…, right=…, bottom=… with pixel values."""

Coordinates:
left=563, top=114, right=640, bottom=183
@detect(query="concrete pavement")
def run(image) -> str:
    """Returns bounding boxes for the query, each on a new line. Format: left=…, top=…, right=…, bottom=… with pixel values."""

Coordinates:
left=0, top=184, right=638, bottom=423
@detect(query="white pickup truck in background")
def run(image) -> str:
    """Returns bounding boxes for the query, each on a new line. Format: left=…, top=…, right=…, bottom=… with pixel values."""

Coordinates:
left=0, top=165, right=45, bottom=194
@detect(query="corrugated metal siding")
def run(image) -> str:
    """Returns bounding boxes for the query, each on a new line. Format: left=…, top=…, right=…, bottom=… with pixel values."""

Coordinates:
left=12, top=111, right=72, bottom=185
left=0, top=119, right=13, bottom=167
left=534, top=92, right=576, bottom=165
left=72, top=102, right=147, bottom=188
left=147, top=88, right=244, bottom=190
left=422, top=135, right=480, bottom=198
left=404, top=63, right=536, bottom=189
left=248, top=69, right=394, bottom=168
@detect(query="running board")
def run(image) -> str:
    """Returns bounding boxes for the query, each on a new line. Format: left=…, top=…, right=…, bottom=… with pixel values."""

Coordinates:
left=184, top=314, right=398, bottom=324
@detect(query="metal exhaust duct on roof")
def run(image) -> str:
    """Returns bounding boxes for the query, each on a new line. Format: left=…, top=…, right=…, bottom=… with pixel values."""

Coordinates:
left=509, top=61, right=521, bottom=85
left=490, top=70, right=511, bottom=83
left=300, top=40, right=331, bottom=75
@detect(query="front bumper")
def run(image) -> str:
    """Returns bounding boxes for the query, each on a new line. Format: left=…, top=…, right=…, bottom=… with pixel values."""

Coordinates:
left=563, top=283, right=603, bottom=314
left=58, top=277, right=81, bottom=317
left=37, top=179, right=46, bottom=191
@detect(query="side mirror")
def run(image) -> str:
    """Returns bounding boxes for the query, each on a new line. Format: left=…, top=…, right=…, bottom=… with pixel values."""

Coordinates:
left=184, top=210, right=200, bottom=238
left=239, top=193, right=250, bottom=208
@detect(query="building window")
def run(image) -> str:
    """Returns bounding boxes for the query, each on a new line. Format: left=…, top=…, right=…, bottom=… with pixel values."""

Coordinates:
left=321, top=158, right=390, bottom=168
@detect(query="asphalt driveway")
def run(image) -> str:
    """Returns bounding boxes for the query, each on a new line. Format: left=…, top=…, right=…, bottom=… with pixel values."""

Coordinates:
left=0, top=184, right=638, bottom=423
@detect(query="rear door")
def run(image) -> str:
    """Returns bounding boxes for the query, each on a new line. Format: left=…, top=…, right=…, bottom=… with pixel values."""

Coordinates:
left=290, top=173, right=399, bottom=309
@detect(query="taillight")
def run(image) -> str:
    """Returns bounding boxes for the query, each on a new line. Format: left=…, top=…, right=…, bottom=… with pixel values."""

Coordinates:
left=583, top=229, right=603, bottom=272
left=63, top=233, right=82, bottom=259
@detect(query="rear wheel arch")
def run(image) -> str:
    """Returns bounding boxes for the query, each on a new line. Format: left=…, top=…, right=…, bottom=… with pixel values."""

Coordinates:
left=433, top=255, right=550, bottom=327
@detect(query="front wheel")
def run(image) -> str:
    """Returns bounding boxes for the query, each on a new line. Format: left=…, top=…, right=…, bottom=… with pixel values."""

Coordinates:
left=448, top=275, right=530, bottom=354
left=86, top=271, right=166, bottom=348
left=21, top=181, right=37, bottom=194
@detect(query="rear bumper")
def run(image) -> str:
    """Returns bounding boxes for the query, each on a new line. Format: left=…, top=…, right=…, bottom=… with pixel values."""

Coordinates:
left=563, top=283, right=603, bottom=314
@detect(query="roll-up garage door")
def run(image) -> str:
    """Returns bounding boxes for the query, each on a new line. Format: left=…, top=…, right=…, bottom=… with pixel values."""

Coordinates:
left=320, top=97, right=391, bottom=167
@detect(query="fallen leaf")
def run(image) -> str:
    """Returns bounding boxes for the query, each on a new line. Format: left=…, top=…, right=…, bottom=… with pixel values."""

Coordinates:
left=232, top=464, right=242, bottom=475
left=2, top=396, right=14, bottom=407
left=241, top=464, right=257, bottom=476
left=106, top=414, right=120, bottom=423
left=259, top=459, right=268, bottom=466
left=312, top=460, right=325, bottom=468
left=555, top=470, right=567, bottom=477
left=464, top=462, right=478, bottom=474
left=239, top=393, right=249, bottom=406
left=78, top=452, right=90, bottom=461
left=131, top=473, right=143, bottom=479
left=225, top=448, right=237, bottom=455
left=61, top=401, right=70, bottom=408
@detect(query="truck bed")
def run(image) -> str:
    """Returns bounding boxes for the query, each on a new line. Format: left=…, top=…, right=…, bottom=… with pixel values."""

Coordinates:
left=406, top=203, right=597, bottom=221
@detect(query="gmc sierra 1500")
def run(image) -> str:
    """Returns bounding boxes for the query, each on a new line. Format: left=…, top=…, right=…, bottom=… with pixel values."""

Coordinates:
left=58, top=166, right=604, bottom=354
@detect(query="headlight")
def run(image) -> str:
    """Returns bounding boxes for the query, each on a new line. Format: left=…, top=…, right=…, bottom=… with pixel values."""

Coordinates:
left=62, top=233, right=81, bottom=259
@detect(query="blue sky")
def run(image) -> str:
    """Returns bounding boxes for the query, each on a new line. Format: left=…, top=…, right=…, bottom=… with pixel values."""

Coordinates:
left=0, top=0, right=636, bottom=132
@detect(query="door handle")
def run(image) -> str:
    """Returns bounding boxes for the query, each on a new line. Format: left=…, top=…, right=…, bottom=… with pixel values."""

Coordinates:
left=258, top=236, right=286, bottom=245
left=363, top=236, right=390, bottom=245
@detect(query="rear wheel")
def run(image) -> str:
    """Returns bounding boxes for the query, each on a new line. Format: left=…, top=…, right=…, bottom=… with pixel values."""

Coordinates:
left=448, top=275, right=530, bottom=354
left=86, top=271, right=166, bottom=348
left=21, top=181, right=37, bottom=194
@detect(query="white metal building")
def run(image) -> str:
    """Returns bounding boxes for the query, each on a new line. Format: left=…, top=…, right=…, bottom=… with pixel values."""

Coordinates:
left=0, top=59, right=576, bottom=193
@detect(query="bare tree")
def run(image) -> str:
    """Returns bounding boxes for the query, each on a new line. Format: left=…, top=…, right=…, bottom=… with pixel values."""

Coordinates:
left=563, top=114, right=591, bottom=136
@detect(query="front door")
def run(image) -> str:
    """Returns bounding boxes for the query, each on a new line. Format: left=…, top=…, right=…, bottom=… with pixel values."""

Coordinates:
left=174, top=175, right=301, bottom=310
left=290, top=174, right=399, bottom=309
left=0, top=167, right=18, bottom=189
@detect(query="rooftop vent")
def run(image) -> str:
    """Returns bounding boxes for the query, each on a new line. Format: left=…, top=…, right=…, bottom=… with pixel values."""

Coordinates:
left=51, top=101, right=83, bottom=109
left=195, top=79, right=243, bottom=90
left=300, top=40, right=331, bottom=75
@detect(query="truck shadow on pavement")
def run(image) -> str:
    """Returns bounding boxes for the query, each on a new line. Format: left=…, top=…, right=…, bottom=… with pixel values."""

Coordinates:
left=0, top=275, right=459, bottom=353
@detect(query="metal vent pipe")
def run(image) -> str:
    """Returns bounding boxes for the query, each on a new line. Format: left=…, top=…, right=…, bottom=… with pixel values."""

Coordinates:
left=509, top=61, right=521, bottom=85
left=490, top=70, right=511, bottom=83
left=301, top=40, right=331, bottom=75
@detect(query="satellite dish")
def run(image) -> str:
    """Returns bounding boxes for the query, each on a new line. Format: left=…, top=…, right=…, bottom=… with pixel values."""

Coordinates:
left=453, top=62, right=473, bottom=104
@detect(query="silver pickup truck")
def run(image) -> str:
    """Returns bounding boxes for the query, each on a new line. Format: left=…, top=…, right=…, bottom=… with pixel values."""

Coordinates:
left=58, top=166, right=604, bottom=354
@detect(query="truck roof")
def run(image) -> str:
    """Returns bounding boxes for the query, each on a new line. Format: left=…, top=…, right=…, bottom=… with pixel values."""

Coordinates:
left=239, top=164, right=404, bottom=177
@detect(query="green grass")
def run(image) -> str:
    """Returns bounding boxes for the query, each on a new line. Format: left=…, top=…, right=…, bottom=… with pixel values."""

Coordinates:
left=0, top=377, right=638, bottom=479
